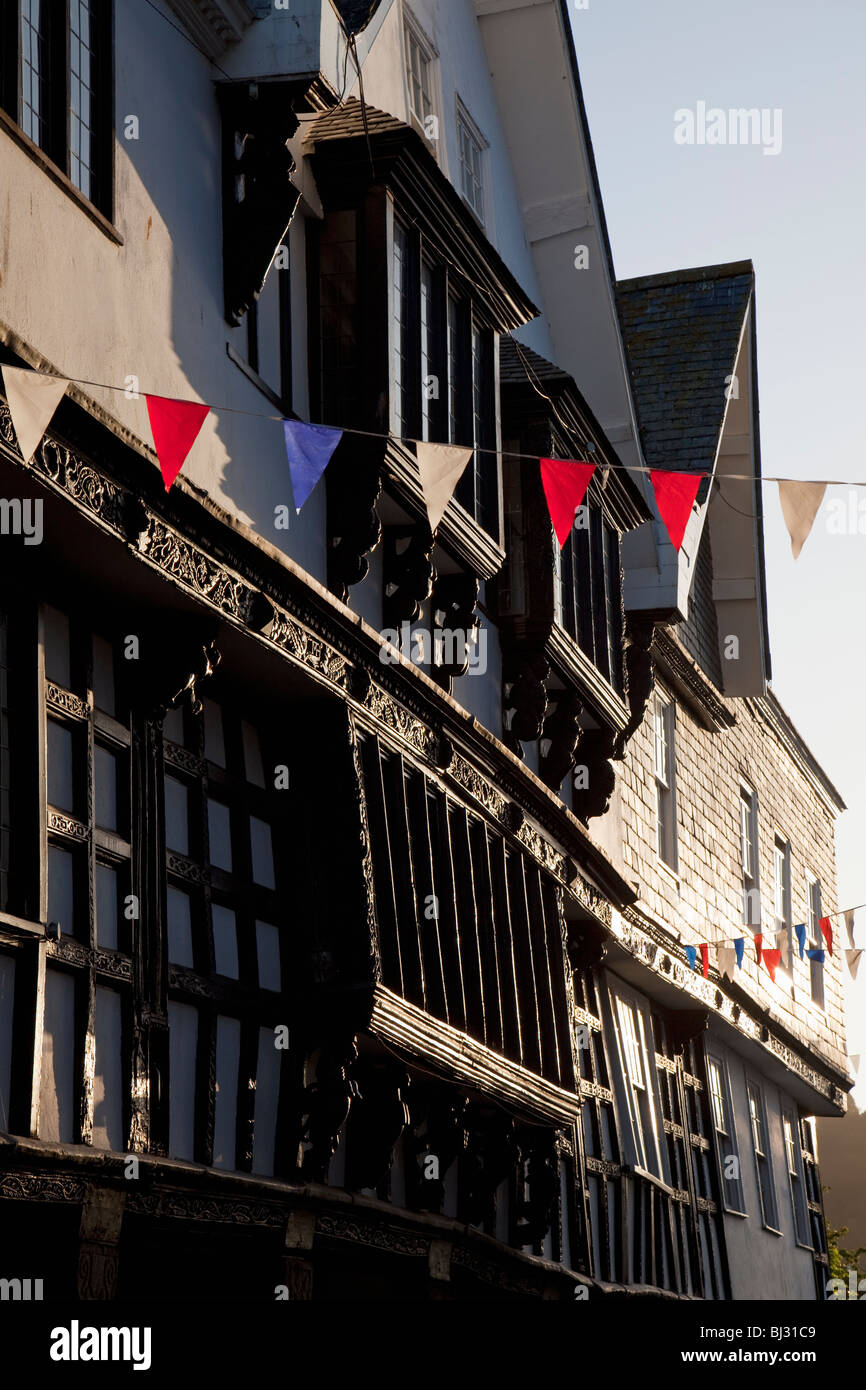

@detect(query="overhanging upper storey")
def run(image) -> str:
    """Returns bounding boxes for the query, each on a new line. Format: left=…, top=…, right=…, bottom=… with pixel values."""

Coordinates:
left=616, top=262, right=770, bottom=697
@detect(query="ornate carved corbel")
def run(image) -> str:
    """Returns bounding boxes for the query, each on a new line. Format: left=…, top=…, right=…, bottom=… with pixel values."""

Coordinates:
left=463, top=1107, right=515, bottom=1230
left=302, top=1033, right=360, bottom=1183
left=431, top=572, right=480, bottom=683
left=327, top=439, right=383, bottom=601
left=667, top=1009, right=710, bottom=1054
left=567, top=919, right=608, bottom=972
left=614, top=615, right=656, bottom=758
left=409, top=1089, right=468, bottom=1214
left=217, top=81, right=301, bottom=326
left=513, top=1129, right=560, bottom=1247
left=502, top=651, right=549, bottom=757
left=383, top=526, right=434, bottom=629
left=345, top=1058, right=411, bottom=1193
left=572, top=725, right=618, bottom=821
left=539, top=688, right=583, bottom=790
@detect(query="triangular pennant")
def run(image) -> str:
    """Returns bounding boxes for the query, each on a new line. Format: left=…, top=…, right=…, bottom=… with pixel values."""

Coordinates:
left=845, top=910, right=856, bottom=947
left=539, top=458, right=596, bottom=547
left=850, top=1054, right=861, bottom=1075
left=734, top=938, right=745, bottom=969
left=846, top=948, right=864, bottom=981
left=1, top=365, right=69, bottom=463
left=718, top=945, right=736, bottom=980
left=685, top=945, right=697, bottom=971
left=794, top=923, right=807, bottom=959
left=282, top=420, right=343, bottom=513
left=650, top=469, right=704, bottom=551
left=145, top=395, right=209, bottom=490
left=763, top=948, right=782, bottom=983
left=805, top=948, right=825, bottom=964
left=754, top=932, right=763, bottom=965
left=415, top=442, right=473, bottom=533
left=777, top=480, right=827, bottom=560
left=819, top=916, right=833, bottom=956
left=699, top=943, right=710, bottom=978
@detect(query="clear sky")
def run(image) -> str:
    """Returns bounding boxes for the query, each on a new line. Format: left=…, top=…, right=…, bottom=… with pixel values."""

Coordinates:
left=569, top=0, right=866, bottom=1104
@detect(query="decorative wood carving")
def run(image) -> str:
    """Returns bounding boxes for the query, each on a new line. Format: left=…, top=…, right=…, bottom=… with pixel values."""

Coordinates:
left=409, top=1089, right=468, bottom=1215
left=302, top=1034, right=360, bottom=1182
left=217, top=81, right=301, bottom=327
left=383, top=526, right=434, bottom=629
left=327, top=439, right=383, bottom=600
left=568, top=920, right=608, bottom=972
left=346, top=1058, right=411, bottom=1193
left=539, top=689, right=583, bottom=791
left=502, top=651, right=549, bottom=756
left=463, top=1108, right=515, bottom=1230
left=431, top=572, right=480, bottom=682
left=614, top=615, right=656, bottom=759
left=513, top=1129, right=560, bottom=1248
left=572, top=726, right=618, bottom=822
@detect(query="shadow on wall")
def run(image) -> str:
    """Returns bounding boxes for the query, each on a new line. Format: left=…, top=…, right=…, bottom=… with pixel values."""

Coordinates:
left=114, top=2, right=327, bottom=579
left=817, top=1102, right=866, bottom=1253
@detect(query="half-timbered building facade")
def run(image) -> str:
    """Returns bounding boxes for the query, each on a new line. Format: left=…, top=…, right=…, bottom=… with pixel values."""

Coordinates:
left=0, top=0, right=850, bottom=1302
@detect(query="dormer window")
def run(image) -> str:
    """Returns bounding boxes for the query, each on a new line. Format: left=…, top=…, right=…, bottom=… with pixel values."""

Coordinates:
left=457, top=103, right=485, bottom=223
left=403, top=12, right=435, bottom=139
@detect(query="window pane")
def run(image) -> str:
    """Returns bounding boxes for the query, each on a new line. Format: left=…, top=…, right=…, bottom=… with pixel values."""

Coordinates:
left=94, top=745, right=118, bottom=831
left=252, top=1026, right=281, bottom=1176
left=92, top=987, right=123, bottom=1151
left=44, top=606, right=71, bottom=687
left=212, top=904, right=239, bottom=979
left=202, top=697, right=226, bottom=767
left=47, top=720, right=75, bottom=812
left=0, top=954, right=14, bottom=1132
left=48, top=845, right=75, bottom=934
left=92, top=635, right=115, bottom=714
left=241, top=720, right=266, bottom=788
left=256, top=920, right=281, bottom=991
left=207, top=799, right=232, bottom=871
left=213, top=1015, right=241, bottom=1169
left=164, top=776, right=189, bottom=855
left=250, top=816, right=275, bottom=888
left=96, top=863, right=118, bottom=949
left=168, top=1001, right=197, bottom=1161
left=39, top=969, right=76, bottom=1142
left=167, top=886, right=194, bottom=968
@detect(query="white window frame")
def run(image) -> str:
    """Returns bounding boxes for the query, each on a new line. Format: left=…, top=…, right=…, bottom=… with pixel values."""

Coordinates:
left=773, top=834, right=792, bottom=974
left=806, top=872, right=825, bottom=1010
left=653, top=694, right=678, bottom=872
left=455, top=98, right=487, bottom=224
left=606, top=981, right=666, bottom=1182
left=706, top=1051, right=746, bottom=1214
left=740, top=784, right=760, bottom=927
left=402, top=7, right=438, bottom=147
left=782, top=1102, right=812, bottom=1248
left=746, top=1078, right=779, bottom=1232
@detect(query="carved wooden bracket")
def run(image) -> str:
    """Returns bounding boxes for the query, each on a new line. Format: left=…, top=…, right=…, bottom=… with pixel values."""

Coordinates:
left=572, top=725, right=618, bottom=822
left=327, top=439, right=383, bottom=601
left=567, top=919, right=608, bottom=972
left=613, top=614, right=656, bottom=759
left=345, top=1057, right=411, bottom=1193
left=539, top=689, right=583, bottom=791
left=302, top=1033, right=360, bottom=1183
left=217, top=81, right=301, bottom=326
left=431, top=572, right=480, bottom=683
left=383, top=526, right=434, bottom=629
left=502, top=651, right=549, bottom=757
left=667, top=1009, right=710, bottom=1054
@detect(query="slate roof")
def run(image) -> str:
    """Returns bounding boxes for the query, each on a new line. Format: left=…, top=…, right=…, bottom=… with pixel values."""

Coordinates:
left=499, top=336, right=571, bottom=386
left=616, top=262, right=754, bottom=473
left=304, top=96, right=406, bottom=146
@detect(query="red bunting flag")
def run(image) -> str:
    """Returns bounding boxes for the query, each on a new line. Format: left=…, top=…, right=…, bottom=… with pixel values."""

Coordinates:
left=650, top=469, right=703, bottom=551
left=146, top=395, right=209, bottom=491
left=754, top=933, right=763, bottom=965
left=819, top=917, right=833, bottom=956
left=699, top=943, right=709, bottom=978
left=540, top=458, right=596, bottom=546
left=763, top=949, right=782, bottom=983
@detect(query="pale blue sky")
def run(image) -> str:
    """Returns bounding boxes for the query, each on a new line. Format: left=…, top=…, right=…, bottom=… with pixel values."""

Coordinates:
left=570, top=0, right=866, bottom=1101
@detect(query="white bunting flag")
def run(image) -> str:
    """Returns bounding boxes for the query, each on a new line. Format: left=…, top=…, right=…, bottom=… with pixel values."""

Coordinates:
left=717, top=944, right=737, bottom=980
left=777, top=480, right=827, bottom=560
left=845, top=948, right=864, bottom=981
left=845, top=909, right=857, bottom=947
left=850, top=1054, right=861, bottom=1075
left=415, top=442, right=472, bottom=533
left=2, top=365, right=69, bottom=463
